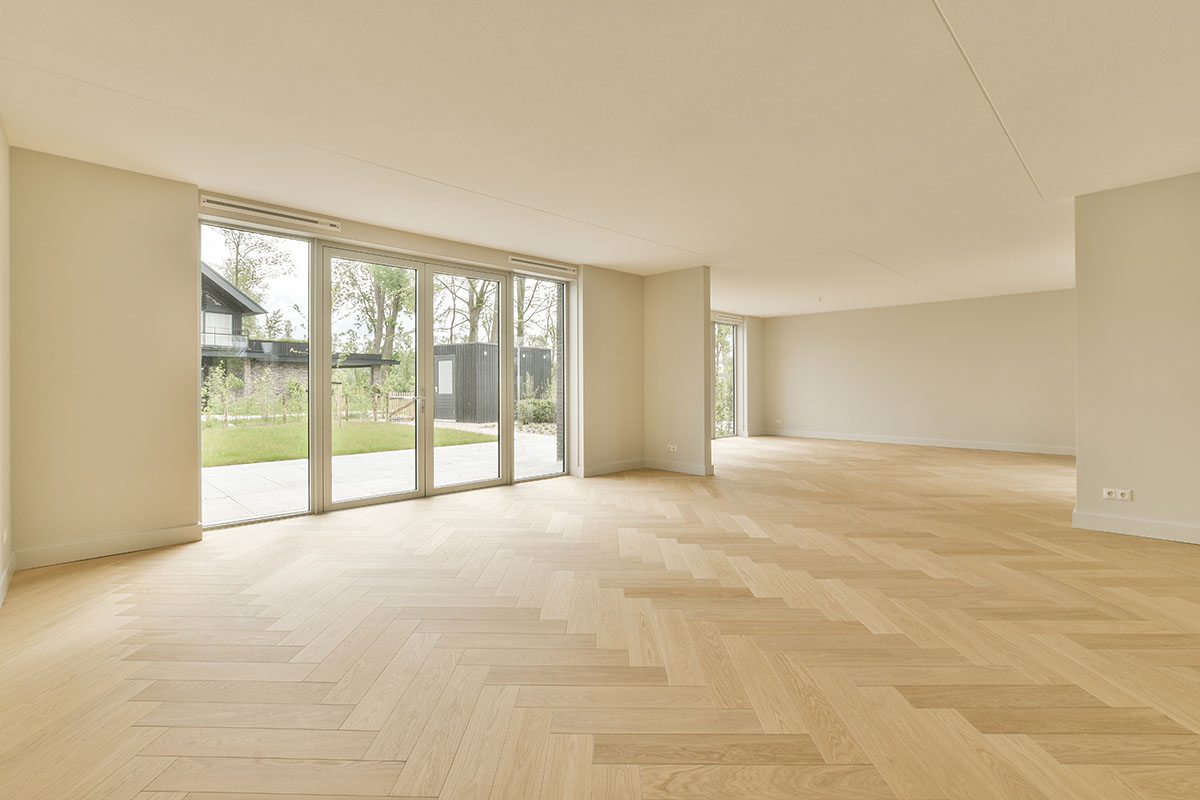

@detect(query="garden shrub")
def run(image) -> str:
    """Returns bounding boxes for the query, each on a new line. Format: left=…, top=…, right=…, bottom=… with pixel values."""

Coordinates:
left=517, top=397, right=556, bottom=424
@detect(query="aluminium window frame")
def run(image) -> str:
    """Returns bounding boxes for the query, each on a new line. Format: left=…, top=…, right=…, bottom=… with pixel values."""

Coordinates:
left=197, top=200, right=574, bottom=528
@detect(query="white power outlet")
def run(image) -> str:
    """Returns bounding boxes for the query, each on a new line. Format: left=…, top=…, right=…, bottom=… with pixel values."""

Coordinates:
left=1, top=527, right=8, bottom=547
left=667, top=444, right=678, bottom=452
left=1102, top=488, right=1132, bottom=501
left=774, top=419, right=782, bottom=425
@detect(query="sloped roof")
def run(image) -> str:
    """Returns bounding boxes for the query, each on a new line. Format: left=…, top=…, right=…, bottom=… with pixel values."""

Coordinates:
left=201, top=261, right=267, bottom=316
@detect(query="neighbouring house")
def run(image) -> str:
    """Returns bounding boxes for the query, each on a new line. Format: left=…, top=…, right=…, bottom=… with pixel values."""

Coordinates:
left=432, top=343, right=554, bottom=422
left=200, top=262, right=404, bottom=397
left=201, top=263, right=559, bottom=429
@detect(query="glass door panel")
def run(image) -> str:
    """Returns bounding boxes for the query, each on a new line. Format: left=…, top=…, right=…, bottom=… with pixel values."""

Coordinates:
left=514, top=275, right=566, bottom=479
left=202, top=234, right=567, bottom=519
left=432, top=271, right=501, bottom=488
left=329, top=255, right=419, bottom=503
left=713, top=321, right=737, bottom=438
left=200, top=224, right=311, bottom=526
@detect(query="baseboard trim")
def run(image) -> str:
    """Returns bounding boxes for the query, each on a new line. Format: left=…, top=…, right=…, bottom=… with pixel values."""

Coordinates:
left=642, top=458, right=715, bottom=476
left=15, top=523, right=203, bottom=571
left=770, top=429, right=1075, bottom=456
left=0, top=555, right=13, bottom=608
left=581, top=457, right=716, bottom=477
left=1072, top=510, right=1200, bottom=546
left=580, top=458, right=645, bottom=477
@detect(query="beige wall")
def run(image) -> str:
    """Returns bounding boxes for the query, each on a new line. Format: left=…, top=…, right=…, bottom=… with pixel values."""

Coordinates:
left=762, top=290, right=1076, bottom=454
left=3, top=151, right=710, bottom=574
left=576, top=264, right=715, bottom=477
left=1075, top=173, right=1200, bottom=544
left=742, top=315, right=766, bottom=436
left=644, top=266, right=713, bottom=475
left=576, top=264, right=645, bottom=475
left=0, top=123, right=12, bottom=603
left=11, top=150, right=201, bottom=569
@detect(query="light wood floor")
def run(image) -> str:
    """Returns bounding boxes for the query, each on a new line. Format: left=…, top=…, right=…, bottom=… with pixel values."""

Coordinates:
left=3, top=437, right=1200, bottom=799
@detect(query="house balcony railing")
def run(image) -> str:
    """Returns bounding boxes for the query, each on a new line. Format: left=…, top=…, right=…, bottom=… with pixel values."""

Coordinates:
left=202, top=331, right=249, bottom=350
left=201, top=333, right=408, bottom=370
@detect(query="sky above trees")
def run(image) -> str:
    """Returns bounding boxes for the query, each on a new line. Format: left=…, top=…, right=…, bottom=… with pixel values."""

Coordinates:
left=202, top=224, right=563, bottom=356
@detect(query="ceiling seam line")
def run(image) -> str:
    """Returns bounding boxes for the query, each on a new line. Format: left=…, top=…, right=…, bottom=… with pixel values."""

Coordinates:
left=847, top=250, right=956, bottom=299
left=930, top=0, right=1047, bottom=202
left=0, top=54, right=714, bottom=261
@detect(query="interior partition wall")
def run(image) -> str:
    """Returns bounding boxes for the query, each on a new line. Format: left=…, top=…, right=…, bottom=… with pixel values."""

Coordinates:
left=199, top=220, right=569, bottom=527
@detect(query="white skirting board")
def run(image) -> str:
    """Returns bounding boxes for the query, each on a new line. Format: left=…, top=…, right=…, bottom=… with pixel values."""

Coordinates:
left=642, top=458, right=715, bottom=476
left=578, top=458, right=646, bottom=477
left=770, top=429, right=1075, bottom=456
left=580, top=458, right=715, bottom=477
left=14, top=523, right=203, bottom=571
left=0, top=557, right=13, bottom=608
left=1073, top=510, right=1200, bottom=547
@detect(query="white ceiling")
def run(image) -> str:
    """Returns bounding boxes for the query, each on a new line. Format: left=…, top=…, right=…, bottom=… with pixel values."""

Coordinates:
left=2, top=0, right=1199, bottom=316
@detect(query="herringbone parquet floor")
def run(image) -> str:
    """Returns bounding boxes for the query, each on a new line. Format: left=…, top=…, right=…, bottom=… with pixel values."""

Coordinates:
left=3, top=436, right=1200, bottom=799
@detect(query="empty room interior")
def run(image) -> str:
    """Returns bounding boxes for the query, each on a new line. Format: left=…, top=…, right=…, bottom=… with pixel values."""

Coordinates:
left=2, top=2, right=1200, bottom=799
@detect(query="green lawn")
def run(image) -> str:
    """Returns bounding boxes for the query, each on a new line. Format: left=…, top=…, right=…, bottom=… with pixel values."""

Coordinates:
left=202, top=421, right=496, bottom=467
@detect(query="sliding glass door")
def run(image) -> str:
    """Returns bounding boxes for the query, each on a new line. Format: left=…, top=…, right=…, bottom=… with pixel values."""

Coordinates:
left=202, top=231, right=567, bottom=526
left=431, top=269, right=503, bottom=489
left=514, top=275, right=566, bottom=479
left=328, top=251, right=420, bottom=504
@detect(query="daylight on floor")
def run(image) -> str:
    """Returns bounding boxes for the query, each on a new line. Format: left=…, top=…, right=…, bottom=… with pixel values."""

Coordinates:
left=2, top=3, right=1200, bottom=800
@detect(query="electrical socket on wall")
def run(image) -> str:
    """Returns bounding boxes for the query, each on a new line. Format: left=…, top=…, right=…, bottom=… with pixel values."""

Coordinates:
left=774, top=419, right=782, bottom=425
left=1102, top=488, right=1132, bottom=501
left=1, top=527, right=8, bottom=548
left=667, top=444, right=678, bottom=452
